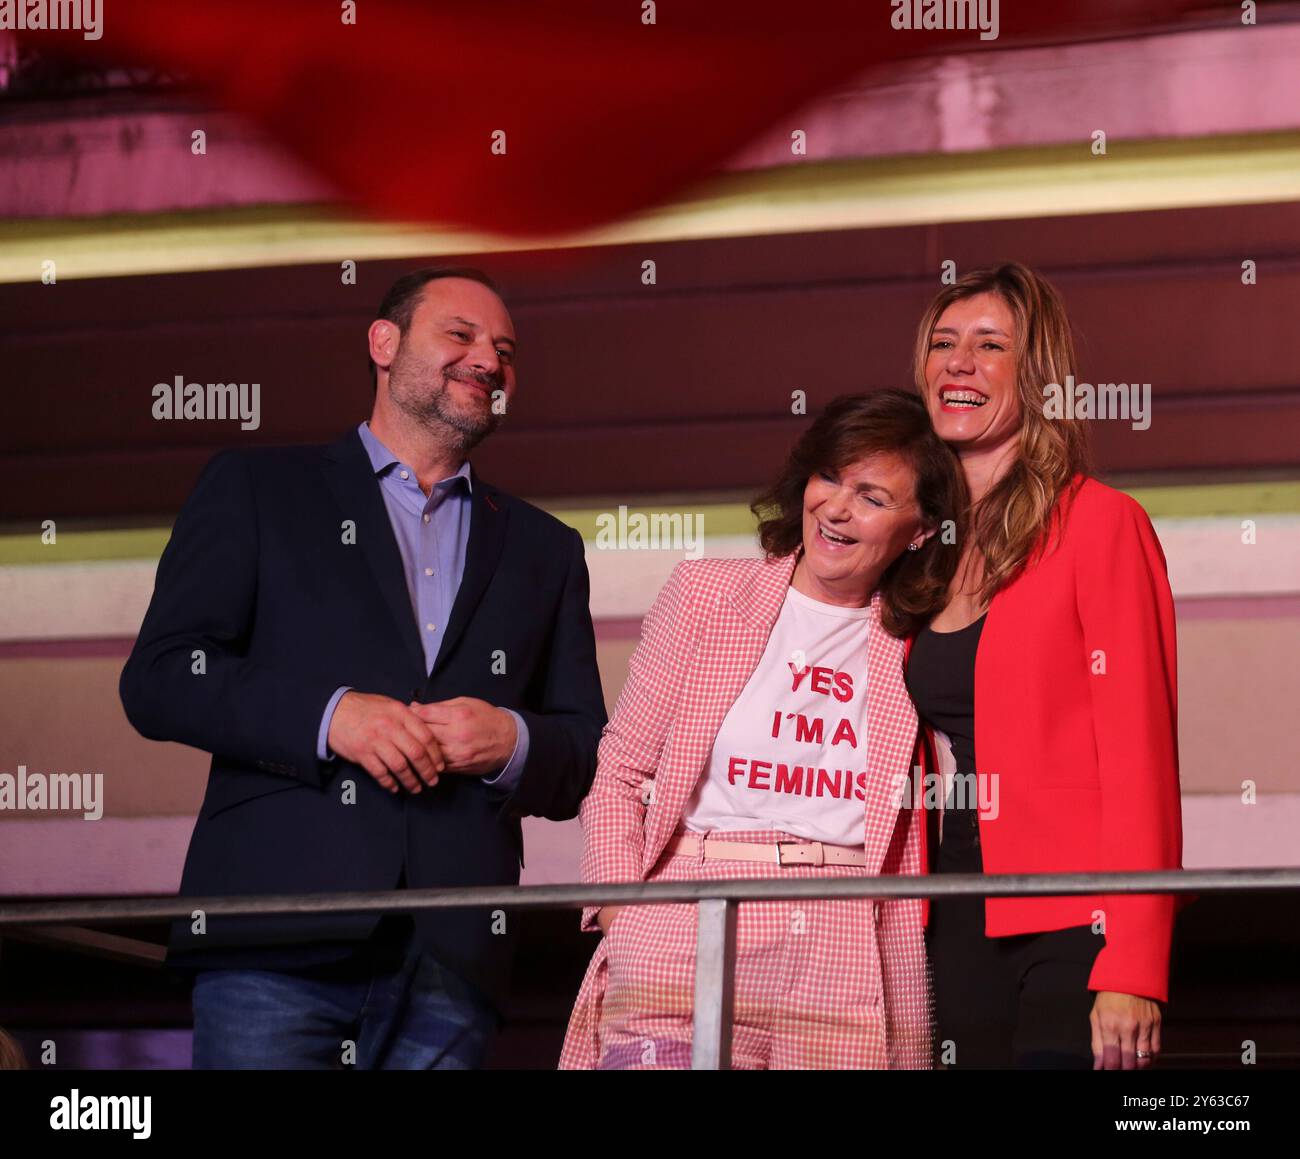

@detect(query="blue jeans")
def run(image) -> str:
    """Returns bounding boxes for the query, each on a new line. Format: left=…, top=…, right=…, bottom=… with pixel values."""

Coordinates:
left=191, top=936, right=498, bottom=1070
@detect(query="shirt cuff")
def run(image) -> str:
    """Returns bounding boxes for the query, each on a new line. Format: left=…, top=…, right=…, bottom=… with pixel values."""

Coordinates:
left=316, top=686, right=353, bottom=761
left=481, top=709, right=529, bottom=792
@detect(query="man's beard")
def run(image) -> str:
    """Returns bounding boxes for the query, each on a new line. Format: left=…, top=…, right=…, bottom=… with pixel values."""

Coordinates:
left=387, top=352, right=502, bottom=453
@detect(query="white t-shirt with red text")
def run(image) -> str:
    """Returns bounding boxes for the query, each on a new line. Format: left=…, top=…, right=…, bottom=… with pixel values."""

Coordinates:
left=681, top=584, right=873, bottom=847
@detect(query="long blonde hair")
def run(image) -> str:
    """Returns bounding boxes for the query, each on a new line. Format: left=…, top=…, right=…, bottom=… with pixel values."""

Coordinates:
left=912, top=262, right=1092, bottom=600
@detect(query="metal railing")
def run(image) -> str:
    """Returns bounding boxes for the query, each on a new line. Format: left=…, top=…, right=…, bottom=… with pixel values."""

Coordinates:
left=3, top=866, right=1299, bottom=1069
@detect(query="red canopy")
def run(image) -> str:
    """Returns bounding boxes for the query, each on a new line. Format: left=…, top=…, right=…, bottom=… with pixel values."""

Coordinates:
left=20, top=0, right=1199, bottom=235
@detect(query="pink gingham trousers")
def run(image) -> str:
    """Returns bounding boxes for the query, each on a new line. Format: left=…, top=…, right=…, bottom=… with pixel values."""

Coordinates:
left=593, top=827, right=924, bottom=1070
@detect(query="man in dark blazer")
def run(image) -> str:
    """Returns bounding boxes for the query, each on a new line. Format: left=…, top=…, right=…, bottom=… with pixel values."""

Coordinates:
left=120, top=266, right=606, bottom=1069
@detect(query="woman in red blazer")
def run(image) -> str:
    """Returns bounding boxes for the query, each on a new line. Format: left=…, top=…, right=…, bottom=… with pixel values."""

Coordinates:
left=905, top=262, right=1182, bottom=1070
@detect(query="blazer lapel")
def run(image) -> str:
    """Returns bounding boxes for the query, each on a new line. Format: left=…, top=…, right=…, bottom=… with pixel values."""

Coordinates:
left=642, top=552, right=798, bottom=870
left=322, top=428, right=426, bottom=679
left=860, top=591, right=920, bottom=875
left=430, top=469, right=510, bottom=679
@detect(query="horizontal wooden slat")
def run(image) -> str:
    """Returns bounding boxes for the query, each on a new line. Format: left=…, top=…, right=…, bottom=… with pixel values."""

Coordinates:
left=3, top=200, right=1299, bottom=518
left=4, top=925, right=166, bottom=968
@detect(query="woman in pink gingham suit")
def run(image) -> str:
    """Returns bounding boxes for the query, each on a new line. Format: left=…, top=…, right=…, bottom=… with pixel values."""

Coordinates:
left=560, top=390, right=964, bottom=1069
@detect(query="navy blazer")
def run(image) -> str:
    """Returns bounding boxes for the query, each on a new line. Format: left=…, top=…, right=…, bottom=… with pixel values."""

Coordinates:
left=120, top=427, right=607, bottom=1009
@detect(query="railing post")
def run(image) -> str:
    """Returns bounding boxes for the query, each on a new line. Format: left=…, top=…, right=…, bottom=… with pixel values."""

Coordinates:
left=691, top=897, right=737, bottom=1070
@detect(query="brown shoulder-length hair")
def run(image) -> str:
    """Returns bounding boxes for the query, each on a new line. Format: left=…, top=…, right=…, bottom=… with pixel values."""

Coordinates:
left=0, top=1027, right=28, bottom=1070
left=911, top=262, right=1092, bottom=600
left=751, top=389, right=965, bottom=638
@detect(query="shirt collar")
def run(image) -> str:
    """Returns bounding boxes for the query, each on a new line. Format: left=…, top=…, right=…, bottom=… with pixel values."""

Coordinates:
left=357, top=421, right=472, bottom=492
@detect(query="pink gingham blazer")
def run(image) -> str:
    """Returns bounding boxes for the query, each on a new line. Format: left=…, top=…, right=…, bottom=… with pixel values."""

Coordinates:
left=558, top=551, right=932, bottom=1068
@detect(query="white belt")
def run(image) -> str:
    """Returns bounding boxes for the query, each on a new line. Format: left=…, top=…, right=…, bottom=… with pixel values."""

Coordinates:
left=666, top=833, right=868, bottom=868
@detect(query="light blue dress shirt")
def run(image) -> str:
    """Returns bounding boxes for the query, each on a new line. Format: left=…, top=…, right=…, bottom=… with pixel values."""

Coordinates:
left=315, top=421, right=529, bottom=791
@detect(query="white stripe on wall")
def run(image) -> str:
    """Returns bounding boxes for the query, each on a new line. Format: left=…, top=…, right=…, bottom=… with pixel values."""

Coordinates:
left=0, top=516, right=1297, bottom=642
left=0, top=795, right=1295, bottom=897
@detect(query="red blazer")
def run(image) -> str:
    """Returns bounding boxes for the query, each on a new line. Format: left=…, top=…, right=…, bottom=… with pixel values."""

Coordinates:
left=907, top=475, right=1183, bottom=1003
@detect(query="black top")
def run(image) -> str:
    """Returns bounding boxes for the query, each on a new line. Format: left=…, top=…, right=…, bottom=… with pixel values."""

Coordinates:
left=904, top=612, right=987, bottom=871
